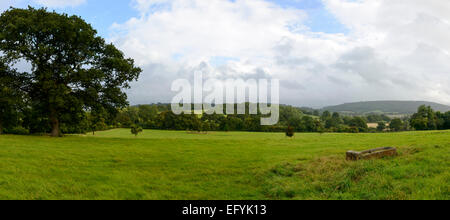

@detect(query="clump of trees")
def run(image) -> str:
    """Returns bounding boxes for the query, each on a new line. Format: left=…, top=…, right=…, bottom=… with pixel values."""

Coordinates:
left=0, top=7, right=141, bottom=137
left=374, top=105, right=450, bottom=132
left=389, top=119, right=404, bottom=132
left=377, top=122, right=387, bottom=132
left=410, top=105, right=450, bottom=130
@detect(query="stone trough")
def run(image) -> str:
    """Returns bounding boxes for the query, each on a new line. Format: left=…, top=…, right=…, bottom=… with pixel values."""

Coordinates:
left=346, top=147, right=397, bottom=161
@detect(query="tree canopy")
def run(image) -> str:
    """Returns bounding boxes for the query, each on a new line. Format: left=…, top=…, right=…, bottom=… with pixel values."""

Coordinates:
left=389, top=119, right=404, bottom=132
left=410, top=105, right=437, bottom=130
left=0, top=7, right=141, bottom=136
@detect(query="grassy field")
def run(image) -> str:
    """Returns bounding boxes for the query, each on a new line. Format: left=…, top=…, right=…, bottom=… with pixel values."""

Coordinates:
left=0, top=129, right=448, bottom=200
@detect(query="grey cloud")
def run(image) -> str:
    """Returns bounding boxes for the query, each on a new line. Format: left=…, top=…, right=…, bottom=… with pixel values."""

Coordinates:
left=127, top=63, right=179, bottom=105
left=281, top=80, right=305, bottom=90
left=333, top=47, right=399, bottom=86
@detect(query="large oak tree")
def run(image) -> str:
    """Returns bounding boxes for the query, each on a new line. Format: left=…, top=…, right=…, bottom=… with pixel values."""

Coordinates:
left=0, top=7, right=141, bottom=136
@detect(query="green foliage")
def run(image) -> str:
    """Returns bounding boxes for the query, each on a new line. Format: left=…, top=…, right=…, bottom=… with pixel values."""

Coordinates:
left=321, top=111, right=331, bottom=121
left=313, top=110, right=320, bottom=116
left=325, top=112, right=343, bottom=129
left=442, top=112, right=450, bottom=129
left=0, top=7, right=141, bottom=137
left=285, top=126, right=294, bottom=138
left=348, top=117, right=368, bottom=132
left=0, top=61, right=27, bottom=134
left=377, top=122, right=387, bottom=132
left=130, top=124, right=143, bottom=137
left=279, top=105, right=303, bottom=126
left=51, top=102, right=449, bottom=135
left=87, top=110, right=108, bottom=135
left=299, top=116, right=316, bottom=132
left=389, top=119, right=404, bottom=132
left=410, top=105, right=439, bottom=131
left=315, top=119, right=325, bottom=134
left=4, top=126, right=30, bottom=135
left=112, top=103, right=450, bottom=134
left=366, top=114, right=391, bottom=123
left=348, top=126, right=359, bottom=133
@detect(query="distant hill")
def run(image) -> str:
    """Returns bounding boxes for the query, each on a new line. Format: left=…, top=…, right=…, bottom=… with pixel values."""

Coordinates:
left=323, top=101, right=450, bottom=114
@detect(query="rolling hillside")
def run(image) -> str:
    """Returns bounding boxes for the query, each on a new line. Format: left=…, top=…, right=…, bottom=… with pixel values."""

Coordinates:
left=323, top=101, right=450, bottom=114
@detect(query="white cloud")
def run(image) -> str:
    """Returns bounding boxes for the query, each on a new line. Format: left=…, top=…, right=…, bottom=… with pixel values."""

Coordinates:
left=112, top=0, right=450, bottom=106
left=114, top=0, right=308, bottom=66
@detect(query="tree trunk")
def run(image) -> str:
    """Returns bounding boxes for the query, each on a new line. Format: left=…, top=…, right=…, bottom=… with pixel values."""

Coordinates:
left=0, top=121, right=3, bottom=135
left=50, top=110, right=61, bottom=137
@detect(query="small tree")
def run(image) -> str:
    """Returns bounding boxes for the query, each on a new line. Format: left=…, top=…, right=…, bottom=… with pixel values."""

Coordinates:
left=348, top=126, right=359, bottom=133
left=389, top=119, right=404, bottom=132
left=350, top=116, right=368, bottom=132
left=410, top=105, right=437, bottom=131
left=88, top=112, right=107, bottom=135
left=131, top=124, right=143, bottom=137
left=286, top=126, right=295, bottom=138
left=314, top=119, right=325, bottom=135
left=377, top=122, right=387, bottom=132
left=321, top=111, right=331, bottom=121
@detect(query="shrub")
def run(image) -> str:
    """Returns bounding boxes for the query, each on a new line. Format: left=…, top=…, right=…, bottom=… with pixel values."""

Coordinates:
left=377, top=122, right=387, bottom=132
left=131, top=124, right=143, bottom=137
left=286, top=126, right=295, bottom=138
left=348, top=126, right=359, bottom=133
left=5, top=127, right=30, bottom=135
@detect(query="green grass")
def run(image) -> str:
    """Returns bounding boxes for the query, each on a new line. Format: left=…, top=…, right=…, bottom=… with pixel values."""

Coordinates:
left=0, top=129, right=449, bottom=200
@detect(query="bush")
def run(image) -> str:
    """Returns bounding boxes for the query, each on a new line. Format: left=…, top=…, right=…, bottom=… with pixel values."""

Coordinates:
left=131, top=124, right=143, bottom=137
left=261, top=125, right=287, bottom=133
left=5, top=126, right=30, bottom=135
left=286, top=126, right=295, bottom=138
left=348, top=126, right=359, bottom=133
left=367, top=128, right=378, bottom=133
left=60, top=123, right=88, bottom=134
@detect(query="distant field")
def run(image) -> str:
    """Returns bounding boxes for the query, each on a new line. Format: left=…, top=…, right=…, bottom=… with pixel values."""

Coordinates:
left=367, top=123, right=390, bottom=129
left=0, top=129, right=449, bottom=200
left=367, top=123, right=378, bottom=128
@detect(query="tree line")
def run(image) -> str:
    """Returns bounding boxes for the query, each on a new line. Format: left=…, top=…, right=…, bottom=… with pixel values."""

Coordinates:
left=111, top=104, right=379, bottom=133
left=111, top=104, right=450, bottom=133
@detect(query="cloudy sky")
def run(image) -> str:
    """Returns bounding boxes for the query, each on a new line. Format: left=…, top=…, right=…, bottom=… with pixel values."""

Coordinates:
left=2, top=0, right=450, bottom=107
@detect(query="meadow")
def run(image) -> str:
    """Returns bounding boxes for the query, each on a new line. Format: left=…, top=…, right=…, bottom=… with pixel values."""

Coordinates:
left=0, top=129, right=448, bottom=200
